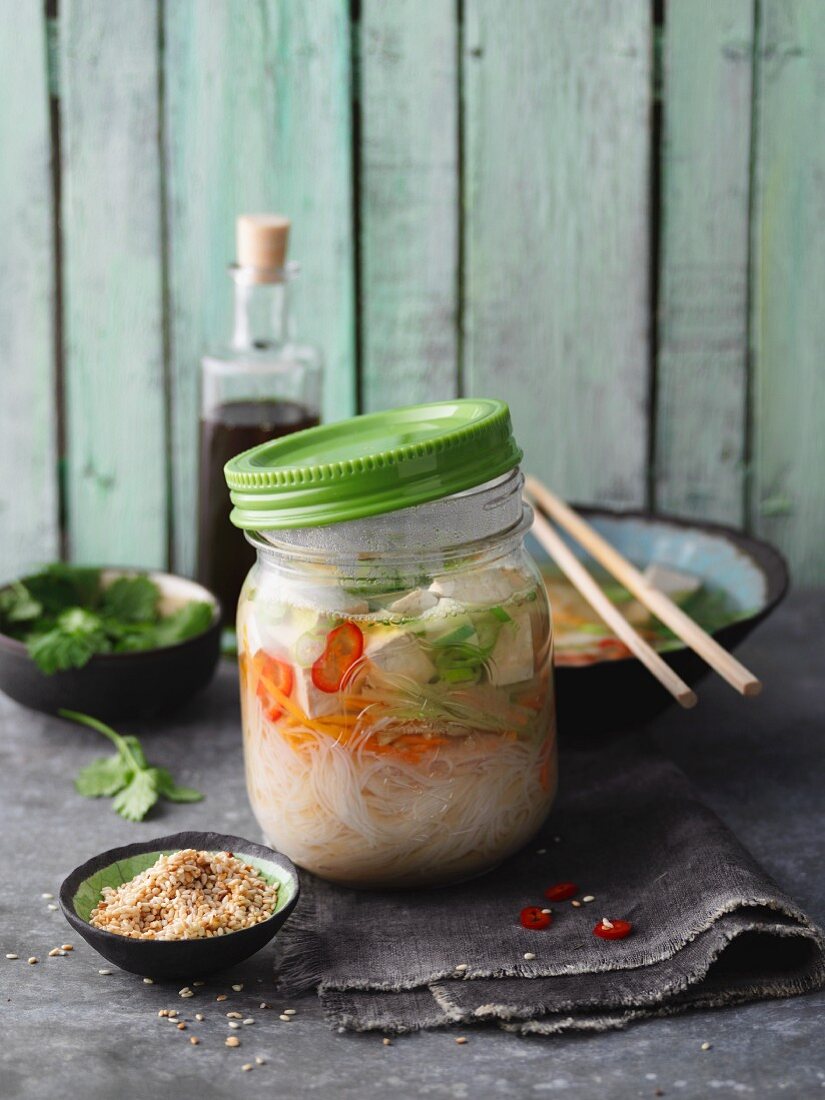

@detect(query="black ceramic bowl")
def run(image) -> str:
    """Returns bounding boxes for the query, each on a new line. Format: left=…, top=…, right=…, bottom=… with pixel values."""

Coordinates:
left=0, top=570, right=222, bottom=720
left=59, top=831, right=300, bottom=978
left=532, top=508, right=789, bottom=739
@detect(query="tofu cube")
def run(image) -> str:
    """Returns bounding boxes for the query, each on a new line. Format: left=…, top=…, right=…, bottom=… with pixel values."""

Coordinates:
left=388, top=588, right=439, bottom=617
left=365, top=629, right=436, bottom=684
left=488, top=606, right=534, bottom=686
left=292, top=666, right=342, bottom=719
left=430, top=569, right=513, bottom=606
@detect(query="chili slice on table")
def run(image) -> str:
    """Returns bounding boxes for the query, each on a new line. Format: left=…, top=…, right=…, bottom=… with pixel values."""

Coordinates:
left=520, top=906, right=552, bottom=930
left=544, top=881, right=579, bottom=902
left=311, top=621, right=364, bottom=693
left=593, top=918, right=632, bottom=941
left=254, top=651, right=295, bottom=720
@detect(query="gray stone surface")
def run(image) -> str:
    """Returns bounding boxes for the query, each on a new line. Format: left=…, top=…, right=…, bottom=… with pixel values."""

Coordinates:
left=1, top=592, right=823, bottom=1100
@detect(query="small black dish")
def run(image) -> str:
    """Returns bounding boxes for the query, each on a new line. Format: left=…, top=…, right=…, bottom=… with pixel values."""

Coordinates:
left=0, top=570, right=222, bottom=720
left=59, top=831, right=300, bottom=978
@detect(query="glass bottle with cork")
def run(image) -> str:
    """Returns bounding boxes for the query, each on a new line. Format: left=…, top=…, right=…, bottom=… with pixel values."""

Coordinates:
left=197, top=215, right=322, bottom=623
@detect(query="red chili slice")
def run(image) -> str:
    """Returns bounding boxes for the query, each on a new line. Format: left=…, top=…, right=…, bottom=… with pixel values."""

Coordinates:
left=544, top=881, right=579, bottom=902
left=255, top=652, right=294, bottom=720
left=520, top=906, right=552, bottom=930
left=593, top=918, right=632, bottom=941
left=311, top=621, right=364, bottom=693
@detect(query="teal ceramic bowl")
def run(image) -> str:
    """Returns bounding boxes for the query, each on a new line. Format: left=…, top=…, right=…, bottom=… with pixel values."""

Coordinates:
left=529, top=508, right=789, bottom=738
left=59, top=832, right=300, bottom=978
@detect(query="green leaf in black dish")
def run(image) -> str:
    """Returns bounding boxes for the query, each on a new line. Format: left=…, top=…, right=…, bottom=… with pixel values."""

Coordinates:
left=75, top=755, right=132, bottom=798
left=0, top=581, right=43, bottom=626
left=112, top=769, right=159, bottom=822
left=24, top=564, right=102, bottom=615
left=101, top=575, right=160, bottom=623
left=153, top=601, right=214, bottom=647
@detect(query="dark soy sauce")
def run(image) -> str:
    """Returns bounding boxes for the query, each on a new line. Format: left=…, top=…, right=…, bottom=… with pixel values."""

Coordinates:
left=197, top=399, right=319, bottom=622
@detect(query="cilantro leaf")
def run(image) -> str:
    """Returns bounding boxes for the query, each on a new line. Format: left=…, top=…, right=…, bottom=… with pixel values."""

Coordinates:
left=101, top=575, right=160, bottom=623
left=24, top=565, right=102, bottom=616
left=0, top=581, right=42, bottom=625
left=26, top=608, right=111, bottom=674
left=60, top=711, right=204, bottom=822
left=75, top=755, right=132, bottom=798
left=112, top=769, right=159, bottom=822
left=153, top=601, right=214, bottom=646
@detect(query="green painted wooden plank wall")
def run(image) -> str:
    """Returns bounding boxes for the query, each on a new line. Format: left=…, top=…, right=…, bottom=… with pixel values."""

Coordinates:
left=1, top=0, right=824, bottom=584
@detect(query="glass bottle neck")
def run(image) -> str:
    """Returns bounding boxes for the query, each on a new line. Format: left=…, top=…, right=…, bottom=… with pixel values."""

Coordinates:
left=230, top=270, right=292, bottom=350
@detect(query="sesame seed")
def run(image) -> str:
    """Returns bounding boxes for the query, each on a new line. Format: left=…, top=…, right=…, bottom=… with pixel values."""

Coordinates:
left=601, top=917, right=614, bottom=929
left=180, top=990, right=194, bottom=998
left=177, top=1022, right=186, bottom=1031
left=6, top=954, right=18, bottom=960
left=41, top=893, right=54, bottom=899
left=27, top=957, right=38, bottom=964
left=61, top=945, right=73, bottom=951
left=228, top=1021, right=241, bottom=1030
left=279, top=1014, right=291, bottom=1022
left=541, top=908, right=551, bottom=915
left=241, top=1063, right=254, bottom=1072
left=192, top=980, right=205, bottom=986
left=225, top=1036, right=240, bottom=1048
left=167, top=1010, right=178, bottom=1018
left=454, top=964, right=468, bottom=972
left=701, top=1042, right=712, bottom=1051
left=195, top=1013, right=204, bottom=1021
left=455, top=1037, right=468, bottom=1045
left=143, top=977, right=154, bottom=984
left=582, top=895, right=595, bottom=903
left=190, top=1036, right=200, bottom=1046
left=536, top=848, right=547, bottom=855
left=98, top=968, right=112, bottom=975
left=226, top=1012, right=243, bottom=1019
left=523, top=952, right=536, bottom=961
left=48, top=948, right=61, bottom=957
left=259, top=1003, right=269, bottom=1010
left=47, top=904, right=58, bottom=911
left=243, top=1018, right=255, bottom=1026
left=232, top=983, right=243, bottom=992
left=571, top=900, right=582, bottom=908
left=283, top=1009, right=296, bottom=1016
left=255, top=1057, right=265, bottom=1065
left=382, top=1037, right=392, bottom=1046
left=178, top=987, right=191, bottom=996
left=158, top=1010, right=168, bottom=1018
left=216, top=994, right=228, bottom=1002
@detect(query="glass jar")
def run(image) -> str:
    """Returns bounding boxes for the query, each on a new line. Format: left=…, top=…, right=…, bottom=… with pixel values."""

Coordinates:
left=225, top=400, right=556, bottom=888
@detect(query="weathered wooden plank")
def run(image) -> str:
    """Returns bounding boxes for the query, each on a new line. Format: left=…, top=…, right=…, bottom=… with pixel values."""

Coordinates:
left=0, top=3, right=59, bottom=577
left=359, top=0, right=458, bottom=410
left=655, top=0, right=754, bottom=524
left=164, top=0, right=355, bottom=576
left=751, top=0, right=825, bottom=584
left=463, top=0, right=652, bottom=507
left=60, top=0, right=167, bottom=567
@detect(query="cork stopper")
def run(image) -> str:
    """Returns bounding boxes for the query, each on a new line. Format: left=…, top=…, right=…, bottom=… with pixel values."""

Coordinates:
left=236, top=214, right=290, bottom=275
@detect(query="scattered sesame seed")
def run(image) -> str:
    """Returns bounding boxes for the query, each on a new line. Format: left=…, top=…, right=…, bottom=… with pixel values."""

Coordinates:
left=195, top=1013, right=204, bottom=1022
left=178, top=987, right=191, bottom=996
left=337, top=1027, right=345, bottom=1033
left=177, top=1022, right=186, bottom=1031
left=541, top=908, right=551, bottom=915
left=260, top=1003, right=270, bottom=1010
left=571, top=900, right=582, bottom=908
left=47, top=904, right=58, bottom=911
left=190, top=1036, right=200, bottom=1046
left=241, top=1063, right=254, bottom=1072
left=6, top=954, right=19, bottom=960
left=523, top=952, right=536, bottom=961
left=382, top=1037, right=392, bottom=1046
left=28, top=957, right=38, bottom=965
left=226, top=1011, right=243, bottom=1019
left=243, top=1018, right=255, bottom=1026
left=455, top=1037, right=468, bottom=1045
left=158, top=1010, right=169, bottom=1018
left=536, top=848, right=547, bottom=855
left=255, top=1056, right=265, bottom=1065
left=283, top=1008, right=297, bottom=1015
left=232, top=983, right=243, bottom=992
left=143, top=977, right=154, bottom=984
left=167, top=1010, right=178, bottom=1018
left=216, top=994, right=228, bottom=1002
left=228, top=1021, right=241, bottom=1030
left=180, top=990, right=194, bottom=998
left=454, top=964, right=468, bottom=972
left=225, top=1036, right=240, bottom=1048
left=48, top=948, right=61, bottom=957
left=601, top=917, right=614, bottom=929
left=701, top=1042, right=712, bottom=1051
left=98, top=968, right=112, bottom=975
left=41, top=893, right=54, bottom=899
left=61, top=945, right=73, bottom=952
left=279, top=1014, right=291, bottom=1022
left=582, top=895, right=595, bottom=903
left=192, top=980, right=205, bottom=986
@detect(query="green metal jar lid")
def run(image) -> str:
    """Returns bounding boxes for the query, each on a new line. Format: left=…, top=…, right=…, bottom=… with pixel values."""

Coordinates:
left=224, top=398, right=523, bottom=530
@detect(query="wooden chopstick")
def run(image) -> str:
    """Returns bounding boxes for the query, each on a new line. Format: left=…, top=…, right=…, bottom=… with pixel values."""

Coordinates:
left=525, top=476, right=762, bottom=697
left=529, top=507, right=697, bottom=709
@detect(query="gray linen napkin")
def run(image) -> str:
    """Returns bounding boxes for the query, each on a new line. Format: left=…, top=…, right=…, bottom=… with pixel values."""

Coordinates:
left=278, top=737, right=825, bottom=1034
